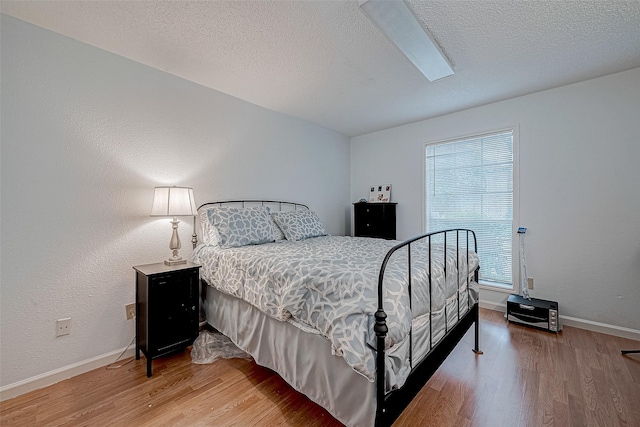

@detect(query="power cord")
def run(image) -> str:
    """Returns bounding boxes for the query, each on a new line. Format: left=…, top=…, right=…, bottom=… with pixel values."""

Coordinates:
left=106, top=315, right=136, bottom=370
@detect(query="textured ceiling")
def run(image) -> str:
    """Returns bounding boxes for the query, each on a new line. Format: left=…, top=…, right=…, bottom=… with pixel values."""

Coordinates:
left=2, top=0, right=640, bottom=137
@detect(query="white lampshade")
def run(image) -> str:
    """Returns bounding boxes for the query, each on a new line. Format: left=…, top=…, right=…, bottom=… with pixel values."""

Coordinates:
left=150, top=186, right=197, bottom=266
left=150, top=186, right=197, bottom=217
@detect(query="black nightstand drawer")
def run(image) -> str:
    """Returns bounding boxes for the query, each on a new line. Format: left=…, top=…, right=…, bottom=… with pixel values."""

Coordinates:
left=149, top=271, right=198, bottom=351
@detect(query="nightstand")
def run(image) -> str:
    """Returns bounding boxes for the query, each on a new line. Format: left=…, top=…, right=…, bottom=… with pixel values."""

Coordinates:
left=133, top=261, right=201, bottom=377
left=354, top=203, right=397, bottom=240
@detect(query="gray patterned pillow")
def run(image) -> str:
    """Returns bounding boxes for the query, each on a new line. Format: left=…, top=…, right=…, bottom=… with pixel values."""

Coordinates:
left=207, top=206, right=274, bottom=248
left=271, top=210, right=327, bottom=242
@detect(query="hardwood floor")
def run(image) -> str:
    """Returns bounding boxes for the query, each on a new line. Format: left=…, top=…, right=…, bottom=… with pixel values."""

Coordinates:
left=2, top=308, right=639, bottom=426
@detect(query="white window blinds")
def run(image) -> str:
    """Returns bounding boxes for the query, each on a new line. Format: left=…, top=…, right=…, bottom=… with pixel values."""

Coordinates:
left=425, top=130, right=514, bottom=286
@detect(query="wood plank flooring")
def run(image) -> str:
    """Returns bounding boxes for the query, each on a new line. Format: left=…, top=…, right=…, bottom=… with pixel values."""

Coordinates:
left=2, top=308, right=639, bottom=426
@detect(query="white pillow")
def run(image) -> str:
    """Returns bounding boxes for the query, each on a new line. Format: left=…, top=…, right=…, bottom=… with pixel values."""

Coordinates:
left=199, top=209, right=221, bottom=246
left=270, top=215, right=286, bottom=241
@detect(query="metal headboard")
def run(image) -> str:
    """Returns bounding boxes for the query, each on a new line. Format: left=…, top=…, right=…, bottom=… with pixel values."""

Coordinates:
left=192, top=200, right=310, bottom=248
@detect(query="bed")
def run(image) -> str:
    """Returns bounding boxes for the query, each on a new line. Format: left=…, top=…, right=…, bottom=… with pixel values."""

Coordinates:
left=191, top=200, right=482, bottom=426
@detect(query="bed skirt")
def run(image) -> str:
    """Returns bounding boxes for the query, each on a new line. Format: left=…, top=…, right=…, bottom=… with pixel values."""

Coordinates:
left=203, top=285, right=377, bottom=427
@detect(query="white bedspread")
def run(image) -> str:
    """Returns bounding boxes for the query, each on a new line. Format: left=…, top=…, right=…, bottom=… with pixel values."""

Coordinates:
left=193, top=235, right=478, bottom=389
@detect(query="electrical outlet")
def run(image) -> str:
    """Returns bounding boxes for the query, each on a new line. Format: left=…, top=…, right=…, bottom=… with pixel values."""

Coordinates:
left=527, top=277, right=534, bottom=290
left=56, top=318, right=71, bottom=337
left=125, top=303, right=136, bottom=320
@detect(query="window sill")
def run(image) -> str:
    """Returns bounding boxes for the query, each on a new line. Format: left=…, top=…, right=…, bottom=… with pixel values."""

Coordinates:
left=479, top=281, right=515, bottom=294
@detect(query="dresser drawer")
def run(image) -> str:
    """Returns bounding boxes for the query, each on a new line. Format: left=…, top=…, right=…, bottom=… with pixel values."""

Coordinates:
left=353, top=203, right=396, bottom=240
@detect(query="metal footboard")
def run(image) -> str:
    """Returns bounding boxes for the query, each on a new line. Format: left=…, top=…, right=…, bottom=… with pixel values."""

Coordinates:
left=374, top=229, right=481, bottom=426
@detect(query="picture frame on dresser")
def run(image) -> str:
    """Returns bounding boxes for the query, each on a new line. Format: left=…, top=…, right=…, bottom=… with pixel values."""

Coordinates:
left=369, top=184, right=391, bottom=203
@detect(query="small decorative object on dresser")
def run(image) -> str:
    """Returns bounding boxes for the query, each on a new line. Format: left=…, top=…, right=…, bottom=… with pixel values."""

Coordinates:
left=354, top=202, right=397, bottom=240
left=133, top=261, right=201, bottom=377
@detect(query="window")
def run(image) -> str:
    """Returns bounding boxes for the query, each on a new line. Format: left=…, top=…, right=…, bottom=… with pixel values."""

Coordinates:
left=424, top=129, right=517, bottom=290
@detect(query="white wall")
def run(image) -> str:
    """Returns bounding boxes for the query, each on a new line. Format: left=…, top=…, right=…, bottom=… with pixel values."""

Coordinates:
left=0, top=15, right=350, bottom=389
left=352, top=67, right=640, bottom=332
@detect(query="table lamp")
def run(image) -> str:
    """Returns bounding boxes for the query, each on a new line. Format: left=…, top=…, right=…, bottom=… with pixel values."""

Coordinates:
left=150, top=186, right=197, bottom=265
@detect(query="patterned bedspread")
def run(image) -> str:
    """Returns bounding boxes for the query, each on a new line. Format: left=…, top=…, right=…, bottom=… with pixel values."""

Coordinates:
left=193, top=235, right=478, bottom=387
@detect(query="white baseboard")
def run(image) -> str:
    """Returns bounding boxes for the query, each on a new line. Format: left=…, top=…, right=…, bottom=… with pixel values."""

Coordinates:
left=478, top=299, right=507, bottom=313
left=0, top=347, right=136, bottom=402
left=479, top=299, right=640, bottom=342
left=559, top=315, right=640, bottom=341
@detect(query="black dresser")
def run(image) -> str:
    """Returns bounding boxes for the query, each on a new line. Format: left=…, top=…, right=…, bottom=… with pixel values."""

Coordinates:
left=353, top=203, right=397, bottom=240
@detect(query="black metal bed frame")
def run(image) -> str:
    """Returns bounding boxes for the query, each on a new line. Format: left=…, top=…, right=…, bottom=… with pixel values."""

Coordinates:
left=193, top=201, right=482, bottom=426
left=197, top=200, right=309, bottom=212
left=374, top=229, right=482, bottom=426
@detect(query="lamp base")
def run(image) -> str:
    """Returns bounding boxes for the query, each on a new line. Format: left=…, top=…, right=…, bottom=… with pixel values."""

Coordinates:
left=164, top=258, right=187, bottom=266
